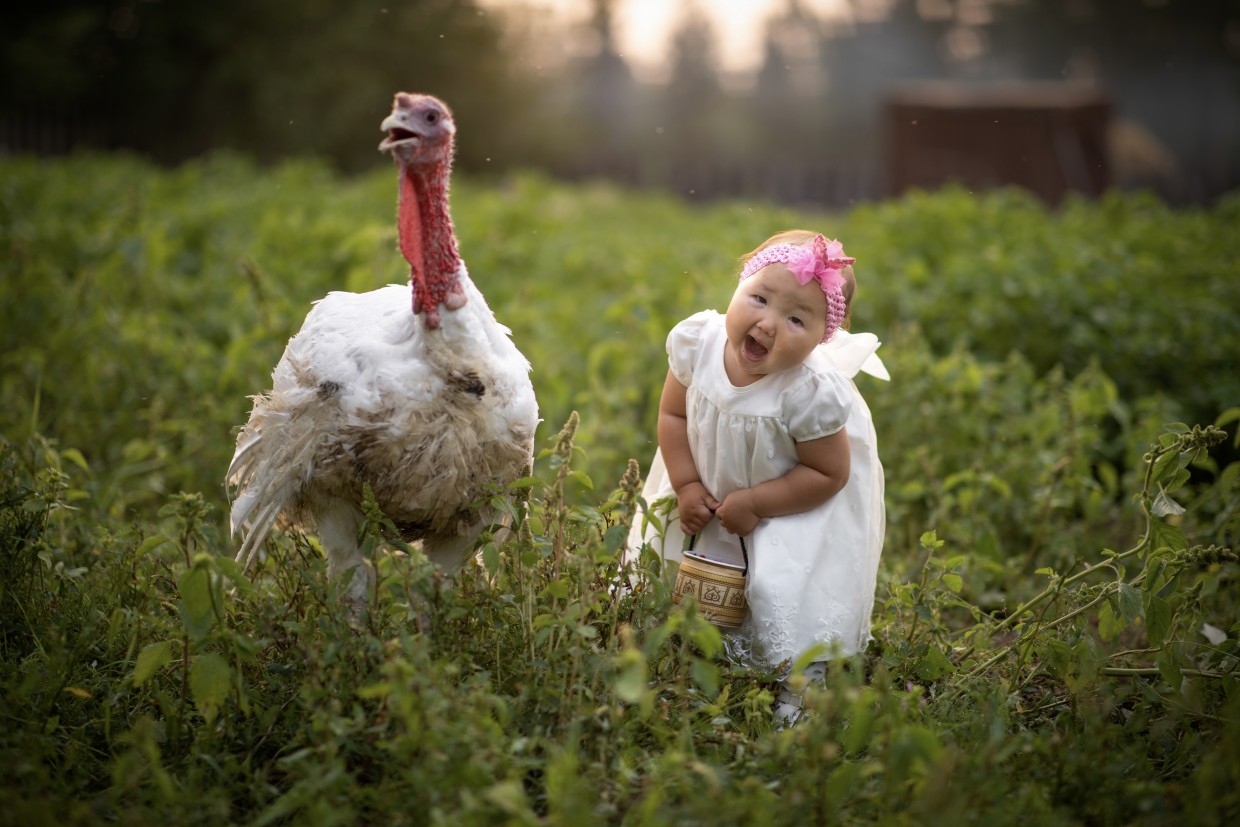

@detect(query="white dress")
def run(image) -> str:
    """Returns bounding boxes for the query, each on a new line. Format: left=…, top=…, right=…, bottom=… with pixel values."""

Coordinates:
left=627, top=311, right=888, bottom=668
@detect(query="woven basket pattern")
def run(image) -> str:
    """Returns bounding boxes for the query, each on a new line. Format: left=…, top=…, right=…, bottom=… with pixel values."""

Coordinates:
left=673, top=552, right=748, bottom=629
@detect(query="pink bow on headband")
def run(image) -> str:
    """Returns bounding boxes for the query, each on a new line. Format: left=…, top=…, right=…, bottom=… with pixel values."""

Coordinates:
left=739, top=234, right=855, bottom=342
left=785, top=235, right=854, bottom=293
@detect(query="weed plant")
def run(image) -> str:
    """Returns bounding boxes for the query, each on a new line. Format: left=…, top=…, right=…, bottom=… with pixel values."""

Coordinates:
left=1, top=155, right=1238, bottom=823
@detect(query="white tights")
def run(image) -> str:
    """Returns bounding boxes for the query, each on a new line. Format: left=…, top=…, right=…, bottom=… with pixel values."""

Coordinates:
left=775, top=661, right=828, bottom=724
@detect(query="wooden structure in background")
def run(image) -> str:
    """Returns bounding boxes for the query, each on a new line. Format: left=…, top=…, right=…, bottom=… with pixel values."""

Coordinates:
left=885, top=82, right=1111, bottom=202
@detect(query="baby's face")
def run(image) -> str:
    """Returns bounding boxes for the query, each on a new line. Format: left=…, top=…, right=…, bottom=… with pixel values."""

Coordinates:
left=723, top=263, right=827, bottom=385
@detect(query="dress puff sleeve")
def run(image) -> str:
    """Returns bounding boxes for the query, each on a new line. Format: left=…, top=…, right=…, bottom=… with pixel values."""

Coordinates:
left=782, top=368, right=854, bottom=442
left=665, top=310, right=715, bottom=387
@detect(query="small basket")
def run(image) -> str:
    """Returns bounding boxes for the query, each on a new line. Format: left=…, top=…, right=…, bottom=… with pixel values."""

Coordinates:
left=672, top=536, right=749, bottom=629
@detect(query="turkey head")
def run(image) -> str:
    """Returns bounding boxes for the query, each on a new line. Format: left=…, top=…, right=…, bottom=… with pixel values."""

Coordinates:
left=379, top=92, right=464, bottom=329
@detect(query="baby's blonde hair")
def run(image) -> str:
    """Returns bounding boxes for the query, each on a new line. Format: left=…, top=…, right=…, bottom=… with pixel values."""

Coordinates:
left=740, top=229, right=857, bottom=330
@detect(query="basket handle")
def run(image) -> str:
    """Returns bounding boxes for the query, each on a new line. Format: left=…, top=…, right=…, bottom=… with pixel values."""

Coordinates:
left=687, top=531, right=749, bottom=578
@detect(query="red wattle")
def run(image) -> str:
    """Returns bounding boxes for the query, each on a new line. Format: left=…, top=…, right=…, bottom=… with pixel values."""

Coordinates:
left=397, top=162, right=462, bottom=330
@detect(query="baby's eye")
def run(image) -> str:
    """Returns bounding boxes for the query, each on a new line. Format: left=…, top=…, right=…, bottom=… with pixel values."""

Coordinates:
left=751, top=294, right=767, bottom=305
left=789, top=316, right=803, bottom=327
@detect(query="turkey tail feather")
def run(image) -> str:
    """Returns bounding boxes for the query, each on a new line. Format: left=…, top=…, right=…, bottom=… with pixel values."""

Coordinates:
left=226, top=393, right=332, bottom=571
left=235, top=500, right=282, bottom=571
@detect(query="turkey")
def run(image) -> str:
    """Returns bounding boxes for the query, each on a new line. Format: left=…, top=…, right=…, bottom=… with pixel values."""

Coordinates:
left=227, top=92, right=539, bottom=614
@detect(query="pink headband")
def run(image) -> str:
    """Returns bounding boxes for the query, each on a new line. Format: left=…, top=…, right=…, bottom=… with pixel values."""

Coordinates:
left=739, top=234, right=854, bottom=342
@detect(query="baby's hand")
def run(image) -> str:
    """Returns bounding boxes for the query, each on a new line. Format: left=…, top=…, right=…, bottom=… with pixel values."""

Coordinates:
left=676, top=482, right=719, bottom=536
left=716, top=489, right=760, bottom=536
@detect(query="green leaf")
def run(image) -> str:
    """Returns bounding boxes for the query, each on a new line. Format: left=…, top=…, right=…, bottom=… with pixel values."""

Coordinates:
left=1157, top=424, right=1188, bottom=449
left=915, top=643, right=953, bottom=681
left=178, top=564, right=215, bottom=642
left=133, top=640, right=175, bottom=686
left=690, top=657, right=720, bottom=697
left=135, top=534, right=172, bottom=558
left=889, top=725, right=942, bottom=784
left=1165, top=466, right=1192, bottom=494
left=482, top=543, right=501, bottom=577
left=823, top=763, right=861, bottom=809
left=1068, top=635, right=1102, bottom=690
left=213, top=555, right=255, bottom=597
left=790, top=643, right=830, bottom=675
left=1150, top=448, right=1178, bottom=483
left=567, top=470, right=594, bottom=491
left=1044, top=637, right=1072, bottom=677
left=1117, top=583, right=1142, bottom=624
left=843, top=694, right=875, bottom=755
left=189, top=653, right=232, bottom=723
left=1156, top=646, right=1183, bottom=688
left=1151, top=488, right=1186, bottom=518
left=688, top=619, right=723, bottom=660
left=603, top=524, right=629, bottom=555
left=941, top=573, right=963, bottom=593
left=59, top=448, right=91, bottom=474
left=1216, top=407, right=1240, bottom=429
left=356, top=681, right=394, bottom=701
left=1097, top=599, right=1127, bottom=641
left=613, top=651, right=649, bottom=705
left=1148, top=519, right=1187, bottom=554
left=1144, top=595, right=1173, bottom=647
left=1142, top=557, right=1168, bottom=597
left=484, top=780, right=530, bottom=816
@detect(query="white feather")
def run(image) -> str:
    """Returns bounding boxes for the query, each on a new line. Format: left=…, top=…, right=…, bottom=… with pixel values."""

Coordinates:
left=227, top=265, right=538, bottom=577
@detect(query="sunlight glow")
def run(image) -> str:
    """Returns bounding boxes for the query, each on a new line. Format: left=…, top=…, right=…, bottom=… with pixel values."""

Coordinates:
left=476, top=0, right=850, bottom=81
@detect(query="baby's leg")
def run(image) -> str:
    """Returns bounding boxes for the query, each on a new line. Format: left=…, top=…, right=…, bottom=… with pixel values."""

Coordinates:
left=775, top=661, right=829, bottom=725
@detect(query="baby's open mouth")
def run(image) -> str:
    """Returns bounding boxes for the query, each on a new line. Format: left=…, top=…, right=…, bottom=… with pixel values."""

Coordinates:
left=743, top=336, right=769, bottom=361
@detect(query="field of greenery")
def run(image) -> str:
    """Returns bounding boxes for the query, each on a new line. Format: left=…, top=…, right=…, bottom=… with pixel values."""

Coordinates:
left=2, top=153, right=1239, bottom=825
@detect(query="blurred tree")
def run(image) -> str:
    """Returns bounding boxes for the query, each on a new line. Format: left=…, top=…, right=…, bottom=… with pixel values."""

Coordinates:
left=756, top=0, right=829, bottom=159
left=662, top=3, right=725, bottom=165
left=821, top=0, right=950, bottom=158
left=0, top=0, right=537, bottom=172
left=2, top=0, right=1235, bottom=202
left=576, top=0, right=640, bottom=171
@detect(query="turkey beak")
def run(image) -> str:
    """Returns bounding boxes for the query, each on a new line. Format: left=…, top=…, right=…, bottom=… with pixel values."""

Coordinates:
left=378, top=111, right=422, bottom=155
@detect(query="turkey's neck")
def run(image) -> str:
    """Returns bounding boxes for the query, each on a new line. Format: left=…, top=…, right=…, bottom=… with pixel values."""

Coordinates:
left=398, top=160, right=464, bottom=329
